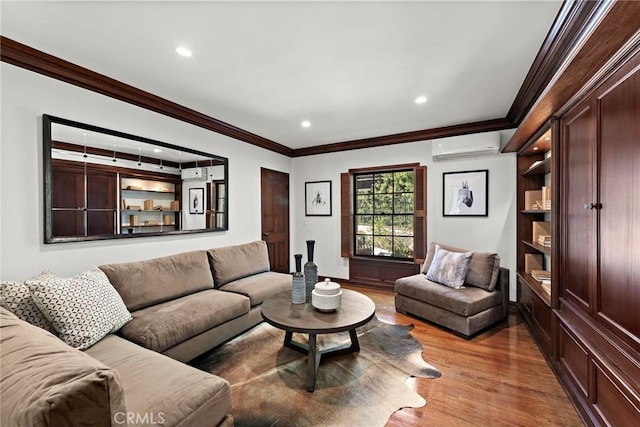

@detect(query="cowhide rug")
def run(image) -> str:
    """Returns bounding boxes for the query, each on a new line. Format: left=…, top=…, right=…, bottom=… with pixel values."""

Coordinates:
left=191, top=317, right=441, bottom=426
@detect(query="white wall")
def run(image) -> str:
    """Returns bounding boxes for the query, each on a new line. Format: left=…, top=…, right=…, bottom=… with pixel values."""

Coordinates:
left=0, top=63, right=291, bottom=279
left=292, top=133, right=517, bottom=299
left=1, top=63, right=517, bottom=299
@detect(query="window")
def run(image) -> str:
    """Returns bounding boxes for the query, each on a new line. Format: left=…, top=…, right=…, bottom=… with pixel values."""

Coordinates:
left=341, top=163, right=427, bottom=265
left=354, top=170, right=414, bottom=259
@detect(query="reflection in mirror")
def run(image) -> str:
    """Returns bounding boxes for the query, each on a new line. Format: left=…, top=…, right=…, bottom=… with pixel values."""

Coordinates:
left=43, top=114, right=228, bottom=243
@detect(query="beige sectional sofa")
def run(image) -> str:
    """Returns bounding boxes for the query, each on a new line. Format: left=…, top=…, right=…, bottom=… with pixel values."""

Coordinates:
left=1, top=240, right=292, bottom=427
left=395, top=242, right=509, bottom=338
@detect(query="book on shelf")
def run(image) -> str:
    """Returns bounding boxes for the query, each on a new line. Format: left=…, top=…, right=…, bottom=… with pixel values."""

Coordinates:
left=537, top=234, right=551, bottom=247
left=143, top=199, right=154, bottom=210
left=170, top=200, right=180, bottom=211
left=531, top=269, right=551, bottom=281
left=525, top=190, right=542, bottom=210
left=541, top=282, right=551, bottom=295
left=542, top=186, right=552, bottom=210
left=532, top=221, right=551, bottom=244
left=126, top=205, right=141, bottom=211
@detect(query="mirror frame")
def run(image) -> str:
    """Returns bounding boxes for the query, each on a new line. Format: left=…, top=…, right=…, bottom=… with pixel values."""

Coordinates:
left=43, top=114, right=229, bottom=243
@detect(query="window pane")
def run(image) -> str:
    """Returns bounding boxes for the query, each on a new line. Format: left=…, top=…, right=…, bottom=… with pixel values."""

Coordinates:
left=393, top=236, right=414, bottom=258
left=356, top=194, right=373, bottom=214
left=394, top=171, right=414, bottom=192
left=374, top=194, right=393, bottom=214
left=355, top=234, right=373, bottom=255
left=356, top=174, right=373, bottom=193
left=393, top=193, right=413, bottom=214
left=373, top=173, right=393, bottom=193
left=355, top=215, right=373, bottom=235
left=373, top=236, right=393, bottom=256
left=373, top=215, right=392, bottom=235
left=393, top=215, right=413, bottom=235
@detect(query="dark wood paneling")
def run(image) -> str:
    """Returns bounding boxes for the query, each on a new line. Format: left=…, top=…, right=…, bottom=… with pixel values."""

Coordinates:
left=593, top=361, right=640, bottom=427
left=560, top=100, right=596, bottom=312
left=413, top=165, right=427, bottom=264
left=349, top=257, right=418, bottom=290
left=559, top=325, right=589, bottom=398
left=596, top=56, right=640, bottom=346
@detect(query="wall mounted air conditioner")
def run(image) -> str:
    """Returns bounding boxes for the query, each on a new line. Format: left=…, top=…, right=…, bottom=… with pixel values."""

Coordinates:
left=181, top=167, right=204, bottom=180
left=431, top=132, right=501, bottom=161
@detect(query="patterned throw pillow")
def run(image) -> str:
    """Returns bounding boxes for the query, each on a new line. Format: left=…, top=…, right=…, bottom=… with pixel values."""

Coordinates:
left=426, top=244, right=474, bottom=289
left=0, top=280, right=56, bottom=333
left=27, top=267, right=132, bottom=350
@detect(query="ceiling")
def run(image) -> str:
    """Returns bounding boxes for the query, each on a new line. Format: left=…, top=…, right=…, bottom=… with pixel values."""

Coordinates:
left=1, top=1, right=562, bottom=151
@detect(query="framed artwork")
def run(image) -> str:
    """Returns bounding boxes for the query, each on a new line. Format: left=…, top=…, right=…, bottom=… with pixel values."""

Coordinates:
left=189, top=188, right=205, bottom=214
left=443, top=170, right=488, bottom=216
left=305, top=180, right=332, bottom=216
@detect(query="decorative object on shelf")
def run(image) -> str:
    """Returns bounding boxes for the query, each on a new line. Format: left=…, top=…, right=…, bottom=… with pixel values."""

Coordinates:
left=163, top=215, right=172, bottom=226
left=189, top=188, right=204, bottom=214
left=292, top=254, right=306, bottom=304
left=305, top=181, right=332, bottom=216
left=304, top=240, right=318, bottom=301
left=312, top=278, right=342, bottom=312
left=129, top=215, right=139, bottom=226
left=443, top=169, right=488, bottom=216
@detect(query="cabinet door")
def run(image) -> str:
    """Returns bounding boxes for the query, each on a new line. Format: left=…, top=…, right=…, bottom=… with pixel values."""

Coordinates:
left=560, top=99, right=597, bottom=313
left=86, top=171, right=116, bottom=235
left=596, top=57, right=640, bottom=345
left=52, top=164, right=84, bottom=237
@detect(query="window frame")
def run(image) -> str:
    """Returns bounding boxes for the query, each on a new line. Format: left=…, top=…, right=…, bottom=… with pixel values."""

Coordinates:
left=341, top=163, right=427, bottom=266
left=352, top=168, right=415, bottom=260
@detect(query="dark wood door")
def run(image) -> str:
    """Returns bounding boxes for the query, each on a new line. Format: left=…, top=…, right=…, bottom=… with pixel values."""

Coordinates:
left=261, top=168, right=290, bottom=273
left=560, top=99, right=597, bottom=313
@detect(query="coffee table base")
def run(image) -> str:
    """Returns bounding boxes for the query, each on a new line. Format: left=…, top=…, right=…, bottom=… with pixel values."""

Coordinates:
left=283, top=329, right=360, bottom=392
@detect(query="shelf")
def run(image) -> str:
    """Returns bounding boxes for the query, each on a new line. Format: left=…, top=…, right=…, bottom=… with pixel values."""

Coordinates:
left=121, top=188, right=175, bottom=194
left=521, top=209, right=551, bottom=214
left=517, top=270, right=551, bottom=306
left=122, top=209, right=179, bottom=212
left=123, top=224, right=176, bottom=228
left=522, top=240, right=551, bottom=255
left=522, top=157, right=551, bottom=176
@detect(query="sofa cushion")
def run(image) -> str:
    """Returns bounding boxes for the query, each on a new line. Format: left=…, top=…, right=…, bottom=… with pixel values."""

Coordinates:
left=425, top=244, right=473, bottom=289
left=395, top=274, right=503, bottom=317
left=27, top=268, right=132, bottom=350
left=422, top=242, right=501, bottom=291
left=1, top=307, right=127, bottom=427
left=86, top=334, right=231, bottom=427
left=100, top=250, right=214, bottom=311
left=207, top=240, right=271, bottom=287
left=0, top=280, right=55, bottom=333
left=119, top=289, right=250, bottom=353
left=218, top=271, right=292, bottom=306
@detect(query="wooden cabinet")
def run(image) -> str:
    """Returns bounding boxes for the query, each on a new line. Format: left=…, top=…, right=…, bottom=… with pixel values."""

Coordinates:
left=51, top=159, right=116, bottom=237
left=554, top=48, right=640, bottom=425
left=515, top=126, right=555, bottom=359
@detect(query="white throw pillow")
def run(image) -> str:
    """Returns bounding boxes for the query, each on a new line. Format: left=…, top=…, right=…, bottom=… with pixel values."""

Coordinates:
left=27, top=267, right=132, bottom=350
left=426, top=244, right=474, bottom=289
left=0, top=280, right=56, bottom=333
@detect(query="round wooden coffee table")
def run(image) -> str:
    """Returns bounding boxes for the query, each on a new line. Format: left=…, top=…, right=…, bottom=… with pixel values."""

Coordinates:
left=261, top=288, right=376, bottom=392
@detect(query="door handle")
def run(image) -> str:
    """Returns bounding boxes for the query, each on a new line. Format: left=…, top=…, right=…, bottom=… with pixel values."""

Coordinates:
left=583, top=203, right=595, bottom=210
left=263, top=232, right=269, bottom=236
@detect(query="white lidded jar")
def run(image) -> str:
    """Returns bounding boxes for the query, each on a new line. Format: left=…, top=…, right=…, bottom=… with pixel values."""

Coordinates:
left=311, top=278, right=342, bottom=312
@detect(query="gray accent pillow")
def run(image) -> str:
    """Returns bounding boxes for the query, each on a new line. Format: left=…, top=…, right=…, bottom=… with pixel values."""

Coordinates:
left=426, top=244, right=473, bottom=289
left=0, top=280, right=56, bottom=333
left=27, top=267, right=132, bottom=350
left=422, top=242, right=501, bottom=291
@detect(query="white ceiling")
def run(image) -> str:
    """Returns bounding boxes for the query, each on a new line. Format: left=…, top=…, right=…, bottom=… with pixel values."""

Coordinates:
left=1, top=1, right=562, bottom=150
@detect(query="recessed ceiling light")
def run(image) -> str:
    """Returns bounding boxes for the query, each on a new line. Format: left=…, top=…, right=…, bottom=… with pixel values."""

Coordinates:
left=414, top=95, right=427, bottom=104
left=533, top=146, right=539, bottom=151
left=153, top=148, right=162, bottom=153
left=174, top=46, right=192, bottom=57
left=301, top=120, right=311, bottom=128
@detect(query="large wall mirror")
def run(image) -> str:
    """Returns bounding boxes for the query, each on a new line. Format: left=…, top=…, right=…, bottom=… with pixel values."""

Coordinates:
left=43, top=114, right=228, bottom=243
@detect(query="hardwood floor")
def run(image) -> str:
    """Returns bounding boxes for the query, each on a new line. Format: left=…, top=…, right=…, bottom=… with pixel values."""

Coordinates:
left=344, top=284, right=584, bottom=427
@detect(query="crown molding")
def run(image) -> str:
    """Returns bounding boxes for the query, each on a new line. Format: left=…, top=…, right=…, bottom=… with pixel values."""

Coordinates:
left=504, top=0, right=640, bottom=152
left=0, top=36, right=293, bottom=157
left=1, top=0, right=630, bottom=157
left=291, top=118, right=513, bottom=158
